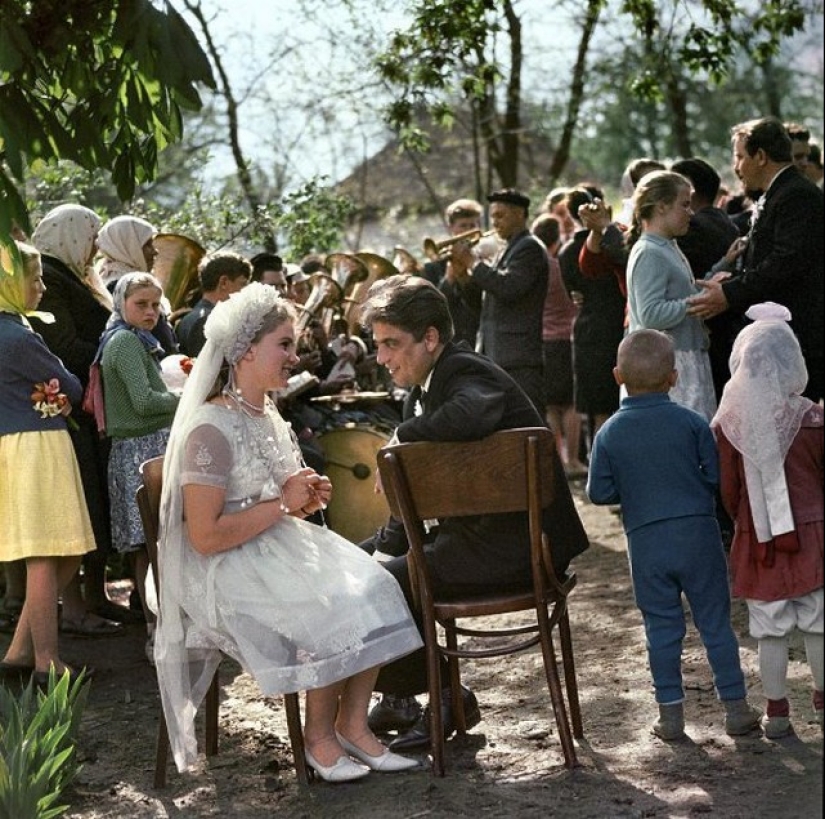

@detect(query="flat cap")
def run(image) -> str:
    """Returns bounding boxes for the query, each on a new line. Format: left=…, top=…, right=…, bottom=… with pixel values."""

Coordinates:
left=487, top=188, right=530, bottom=210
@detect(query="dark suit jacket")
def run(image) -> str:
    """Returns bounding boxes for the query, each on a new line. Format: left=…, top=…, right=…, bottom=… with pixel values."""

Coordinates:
left=677, top=207, right=742, bottom=400
left=721, top=167, right=824, bottom=390
left=678, top=206, right=740, bottom=279
left=175, top=296, right=215, bottom=357
left=472, top=229, right=548, bottom=370
left=392, top=342, right=589, bottom=589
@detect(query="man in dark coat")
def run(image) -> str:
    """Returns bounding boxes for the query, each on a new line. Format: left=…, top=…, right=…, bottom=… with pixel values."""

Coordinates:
left=688, top=116, right=824, bottom=401
left=451, top=189, right=548, bottom=413
left=358, top=275, right=590, bottom=750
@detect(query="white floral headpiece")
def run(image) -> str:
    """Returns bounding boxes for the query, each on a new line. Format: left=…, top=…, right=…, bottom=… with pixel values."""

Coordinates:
left=205, top=281, right=285, bottom=364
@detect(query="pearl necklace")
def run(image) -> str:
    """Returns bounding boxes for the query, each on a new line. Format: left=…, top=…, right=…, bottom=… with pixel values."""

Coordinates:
left=222, top=386, right=265, bottom=417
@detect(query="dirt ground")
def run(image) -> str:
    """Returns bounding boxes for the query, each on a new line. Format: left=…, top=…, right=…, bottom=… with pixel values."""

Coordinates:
left=5, top=480, right=822, bottom=819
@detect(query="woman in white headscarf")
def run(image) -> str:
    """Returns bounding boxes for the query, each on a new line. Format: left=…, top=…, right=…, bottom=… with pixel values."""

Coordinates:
left=30, top=205, right=136, bottom=630
left=95, top=214, right=157, bottom=291
left=712, top=302, right=824, bottom=739
left=95, top=214, right=179, bottom=354
left=156, top=282, right=422, bottom=781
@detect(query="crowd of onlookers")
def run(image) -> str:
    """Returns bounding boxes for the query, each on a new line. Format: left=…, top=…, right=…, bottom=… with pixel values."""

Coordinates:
left=1, top=113, right=822, bottom=755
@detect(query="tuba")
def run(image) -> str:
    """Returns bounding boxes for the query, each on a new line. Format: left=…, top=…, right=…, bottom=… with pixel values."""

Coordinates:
left=323, top=253, right=372, bottom=336
left=391, top=245, right=422, bottom=275
left=293, top=271, right=345, bottom=344
left=151, top=233, right=206, bottom=312
left=347, top=252, right=402, bottom=334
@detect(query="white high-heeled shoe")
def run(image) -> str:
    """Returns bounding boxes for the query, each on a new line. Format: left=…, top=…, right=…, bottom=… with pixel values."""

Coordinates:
left=305, top=749, right=369, bottom=783
left=336, top=732, right=421, bottom=772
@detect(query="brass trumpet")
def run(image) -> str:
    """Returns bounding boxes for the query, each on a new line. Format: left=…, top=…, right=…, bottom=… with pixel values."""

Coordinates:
left=421, top=228, right=496, bottom=261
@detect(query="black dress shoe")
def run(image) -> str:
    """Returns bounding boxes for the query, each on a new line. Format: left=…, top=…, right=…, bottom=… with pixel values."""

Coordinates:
left=390, top=687, right=481, bottom=752
left=368, top=694, right=423, bottom=733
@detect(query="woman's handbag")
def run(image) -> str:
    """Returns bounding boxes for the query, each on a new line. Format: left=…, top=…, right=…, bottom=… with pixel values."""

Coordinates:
left=81, top=362, right=106, bottom=436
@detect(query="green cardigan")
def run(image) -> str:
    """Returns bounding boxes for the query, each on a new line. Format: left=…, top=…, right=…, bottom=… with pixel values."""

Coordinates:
left=101, top=330, right=179, bottom=439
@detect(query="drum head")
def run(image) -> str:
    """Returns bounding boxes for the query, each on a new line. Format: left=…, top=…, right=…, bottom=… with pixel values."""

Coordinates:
left=317, top=425, right=390, bottom=544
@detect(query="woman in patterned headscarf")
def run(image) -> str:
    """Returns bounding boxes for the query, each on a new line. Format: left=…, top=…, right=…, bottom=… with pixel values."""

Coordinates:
left=30, top=205, right=137, bottom=630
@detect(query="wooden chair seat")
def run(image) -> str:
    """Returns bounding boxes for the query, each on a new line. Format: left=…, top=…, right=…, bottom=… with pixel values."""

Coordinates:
left=136, top=455, right=309, bottom=788
left=377, top=427, right=583, bottom=775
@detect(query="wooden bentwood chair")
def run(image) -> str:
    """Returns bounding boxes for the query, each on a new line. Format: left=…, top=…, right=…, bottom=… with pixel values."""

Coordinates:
left=377, top=427, right=583, bottom=776
left=136, top=456, right=309, bottom=788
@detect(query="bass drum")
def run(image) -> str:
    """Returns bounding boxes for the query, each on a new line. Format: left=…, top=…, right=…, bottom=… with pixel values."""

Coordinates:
left=317, top=423, right=390, bottom=544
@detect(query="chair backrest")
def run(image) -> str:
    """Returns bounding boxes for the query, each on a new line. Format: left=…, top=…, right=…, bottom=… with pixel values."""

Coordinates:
left=137, top=455, right=165, bottom=582
left=378, top=427, right=555, bottom=521
left=377, top=427, right=560, bottom=597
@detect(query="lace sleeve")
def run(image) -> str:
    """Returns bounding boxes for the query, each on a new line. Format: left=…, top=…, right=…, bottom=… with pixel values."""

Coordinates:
left=181, top=422, right=232, bottom=489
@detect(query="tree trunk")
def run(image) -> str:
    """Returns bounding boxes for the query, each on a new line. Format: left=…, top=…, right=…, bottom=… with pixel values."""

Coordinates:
left=184, top=1, right=274, bottom=250
left=665, top=64, right=692, bottom=158
left=548, top=0, right=604, bottom=184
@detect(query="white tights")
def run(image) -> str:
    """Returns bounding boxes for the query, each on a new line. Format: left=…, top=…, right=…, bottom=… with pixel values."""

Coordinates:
left=759, top=632, right=824, bottom=701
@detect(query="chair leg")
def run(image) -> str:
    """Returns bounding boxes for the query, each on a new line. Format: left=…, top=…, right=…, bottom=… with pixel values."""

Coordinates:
left=445, top=621, right=466, bottom=733
left=538, top=614, right=578, bottom=769
left=284, top=693, right=309, bottom=786
left=425, top=616, right=446, bottom=776
left=559, top=610, right=583, bottom=739
left=205, top=669, right=220, bottom=757
left=154, top=707, right=170, bottom=789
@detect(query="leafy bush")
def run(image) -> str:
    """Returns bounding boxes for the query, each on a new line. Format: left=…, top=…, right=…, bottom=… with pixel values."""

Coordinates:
left=0, top=670, right=90, bottom=819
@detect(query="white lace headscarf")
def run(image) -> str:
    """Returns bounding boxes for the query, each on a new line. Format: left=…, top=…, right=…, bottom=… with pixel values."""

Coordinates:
left=95, top=214, right=156, bottom=287
left=31, top=204, right=112, bottom=309
left=155, top=281, right=294, bottom=770
left=712, top=302, right=813, bottom=543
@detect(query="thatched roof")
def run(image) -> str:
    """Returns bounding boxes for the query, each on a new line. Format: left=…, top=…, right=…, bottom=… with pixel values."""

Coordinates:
left=336, top=114, right=579, bottom=225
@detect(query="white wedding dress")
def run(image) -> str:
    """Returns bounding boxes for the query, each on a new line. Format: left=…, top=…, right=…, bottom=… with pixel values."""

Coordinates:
left=156, top=401, right=421, bottom=770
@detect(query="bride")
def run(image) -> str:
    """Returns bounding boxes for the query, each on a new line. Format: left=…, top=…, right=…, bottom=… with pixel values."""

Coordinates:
left=155, top=282, right=422, bottom=782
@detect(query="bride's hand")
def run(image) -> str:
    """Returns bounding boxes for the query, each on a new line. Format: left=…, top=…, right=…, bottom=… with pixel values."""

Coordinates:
left=282, top=469, right=331, bottom=515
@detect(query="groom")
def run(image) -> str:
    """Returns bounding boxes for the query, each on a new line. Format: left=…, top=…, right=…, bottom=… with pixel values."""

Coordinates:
left=358, top=275, right=590, bottom=751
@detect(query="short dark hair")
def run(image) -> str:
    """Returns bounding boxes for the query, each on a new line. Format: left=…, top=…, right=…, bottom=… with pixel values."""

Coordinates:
left=670, top=157, right=721, bottom=203
left=300, top=253, right=326, bottom=275
left=249, top=252, right=283, bottom=282
left=564, top=187, right=595, bottom=223
left=731, top=117, right=792, bottom=163
left=199, top=252, right=252, bottom=291
left=530, top=213, right=561, bottom=248
left=628, top=158, right=666, bottom=187
left=359, top=274, right=454, bottom=343
left=809, top=142, right=823, bottom=170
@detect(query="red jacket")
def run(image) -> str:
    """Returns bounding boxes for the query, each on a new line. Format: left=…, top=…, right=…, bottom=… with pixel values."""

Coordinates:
left=717, top=404, right=824, bottom=602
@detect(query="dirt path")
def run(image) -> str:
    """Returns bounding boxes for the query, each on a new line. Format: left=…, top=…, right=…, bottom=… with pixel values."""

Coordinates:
left=6, top=482, right=821, bottom=818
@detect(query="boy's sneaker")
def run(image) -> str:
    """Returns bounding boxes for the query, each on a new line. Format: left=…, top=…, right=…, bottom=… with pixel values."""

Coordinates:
left=723, top=698, right=762, bottom=736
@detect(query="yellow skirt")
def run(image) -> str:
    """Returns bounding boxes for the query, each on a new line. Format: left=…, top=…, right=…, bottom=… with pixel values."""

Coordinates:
left=0, top=430, right=96, bottom=561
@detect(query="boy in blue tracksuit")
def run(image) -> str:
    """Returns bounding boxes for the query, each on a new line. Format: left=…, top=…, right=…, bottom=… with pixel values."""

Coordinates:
left=587, top=329, right=761, bottom=740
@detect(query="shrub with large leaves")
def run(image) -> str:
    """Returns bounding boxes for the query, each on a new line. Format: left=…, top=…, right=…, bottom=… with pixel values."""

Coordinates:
left=0, top=0, right=214, bottom=238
